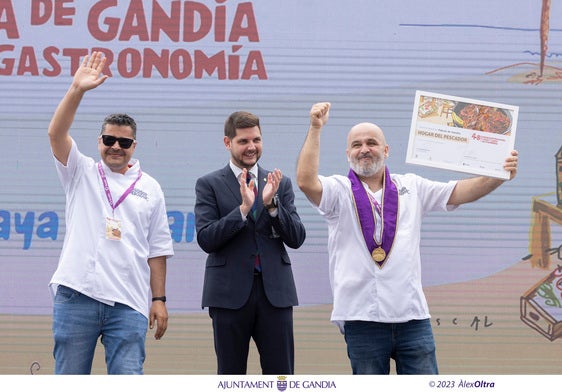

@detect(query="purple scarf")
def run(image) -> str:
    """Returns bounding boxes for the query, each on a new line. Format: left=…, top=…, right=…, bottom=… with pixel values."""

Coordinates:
left=348, top=166, right=398, bottom=268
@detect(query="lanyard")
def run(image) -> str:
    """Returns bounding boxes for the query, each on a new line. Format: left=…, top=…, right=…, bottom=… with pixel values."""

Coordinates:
left=97, top=161, right=142, bottom=215
left=367, top=192, right=382, bottom=216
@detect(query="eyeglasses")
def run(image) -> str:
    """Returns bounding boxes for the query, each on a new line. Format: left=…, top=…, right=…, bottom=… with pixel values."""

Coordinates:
left=100, top=135, right=136, bottom=149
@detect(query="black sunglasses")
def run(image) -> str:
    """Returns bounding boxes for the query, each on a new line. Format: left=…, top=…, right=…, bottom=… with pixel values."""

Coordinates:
left=100, top=135, right=136, bottom=149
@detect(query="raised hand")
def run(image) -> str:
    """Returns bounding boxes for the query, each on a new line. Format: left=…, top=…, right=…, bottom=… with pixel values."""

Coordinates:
left=263, top=169, right=282, bottom=205
left=73, top=51, right=109, bottom=92
left=310, top=102, right=331, bottom=128
left=503, top=150, right=519, bottom=180
left=240, top=169, right=256, bottom=216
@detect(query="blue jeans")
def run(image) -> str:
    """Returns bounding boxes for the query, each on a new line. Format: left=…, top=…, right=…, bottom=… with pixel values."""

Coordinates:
left=52, top=285, right=147, bottom=374
left=344, top=318, right=438, bottom=375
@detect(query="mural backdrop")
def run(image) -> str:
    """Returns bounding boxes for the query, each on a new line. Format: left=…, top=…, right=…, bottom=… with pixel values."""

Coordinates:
left=0, top=0, right=561, bottom=372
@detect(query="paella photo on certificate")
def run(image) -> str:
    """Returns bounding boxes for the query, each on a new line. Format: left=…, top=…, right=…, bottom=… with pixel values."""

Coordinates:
left=406, top=90, right=518, bottom=179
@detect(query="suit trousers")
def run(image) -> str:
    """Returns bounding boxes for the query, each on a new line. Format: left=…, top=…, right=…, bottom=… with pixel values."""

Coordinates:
left=209, top=274, right=294, bottom=374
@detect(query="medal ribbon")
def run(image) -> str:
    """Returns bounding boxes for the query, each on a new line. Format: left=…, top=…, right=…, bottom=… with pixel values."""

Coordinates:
left=98, top=161, right=142, bottom=215
left=348, top=166, right=399, bottom=267
left=367, top=193, right=382, bottom=242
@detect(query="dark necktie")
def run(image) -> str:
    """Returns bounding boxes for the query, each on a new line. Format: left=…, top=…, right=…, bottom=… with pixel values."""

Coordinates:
left=246, top=174, right=258, bottom=219
left=246, top=173, right=261, bottom=272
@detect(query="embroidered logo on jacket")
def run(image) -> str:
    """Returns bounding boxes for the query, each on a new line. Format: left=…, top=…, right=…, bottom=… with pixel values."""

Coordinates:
left=131, top=188, right=149, bottom=201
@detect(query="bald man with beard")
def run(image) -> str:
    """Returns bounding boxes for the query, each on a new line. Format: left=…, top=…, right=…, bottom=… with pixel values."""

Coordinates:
left=296, top=102, right=518, bottom=375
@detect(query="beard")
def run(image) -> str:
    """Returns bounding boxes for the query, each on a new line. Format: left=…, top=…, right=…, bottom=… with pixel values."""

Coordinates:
left=349, top=154, right=385, bottom=177
left=232, top=150, right=260, bottom=170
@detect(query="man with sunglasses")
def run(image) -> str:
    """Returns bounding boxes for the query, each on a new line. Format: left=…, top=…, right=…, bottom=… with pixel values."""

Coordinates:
left=47, top=52, right=174, bottom=374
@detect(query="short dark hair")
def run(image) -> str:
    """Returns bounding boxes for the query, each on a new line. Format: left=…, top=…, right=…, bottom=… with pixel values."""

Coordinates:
left=101, top=113, right=137, bottom=138
left=224, top=111, right=260, bottom=139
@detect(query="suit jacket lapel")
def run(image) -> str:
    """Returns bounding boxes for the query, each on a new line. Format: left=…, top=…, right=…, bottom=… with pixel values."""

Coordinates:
left=222, top=165, right=243, bottom=204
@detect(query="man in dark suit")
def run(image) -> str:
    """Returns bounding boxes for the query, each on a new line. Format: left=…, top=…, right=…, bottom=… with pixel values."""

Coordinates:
left=194, top=111, right=306, bottom=375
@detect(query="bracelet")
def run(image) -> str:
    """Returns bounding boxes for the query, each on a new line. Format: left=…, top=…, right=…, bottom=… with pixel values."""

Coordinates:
left=152, top=296, right=166, bottom=303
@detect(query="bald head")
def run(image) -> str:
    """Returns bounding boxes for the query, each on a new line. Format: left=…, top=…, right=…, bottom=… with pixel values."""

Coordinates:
left=347, top=122, right=387, bottom=148
left=346, top=122, right=389, bottom=179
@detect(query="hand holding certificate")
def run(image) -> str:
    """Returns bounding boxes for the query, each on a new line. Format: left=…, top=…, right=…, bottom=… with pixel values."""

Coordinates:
left=406, top=91, right=518, bottom=180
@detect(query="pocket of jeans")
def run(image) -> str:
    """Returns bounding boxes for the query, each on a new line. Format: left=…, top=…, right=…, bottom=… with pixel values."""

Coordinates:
left=54, top=285, right=80, bottom=304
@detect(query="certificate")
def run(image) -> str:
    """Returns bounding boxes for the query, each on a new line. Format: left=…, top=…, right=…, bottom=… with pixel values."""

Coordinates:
left=406, top=91, right=518, bottom=180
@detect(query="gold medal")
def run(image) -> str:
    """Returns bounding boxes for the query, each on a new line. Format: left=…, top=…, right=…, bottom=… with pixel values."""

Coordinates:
left=371, top=246, right=386, bottom=262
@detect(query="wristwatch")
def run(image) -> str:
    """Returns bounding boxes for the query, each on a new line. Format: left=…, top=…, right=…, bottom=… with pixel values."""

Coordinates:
left=152, top=296, right=167, bottom=303
left=264, top=195, right=278, bottom=210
